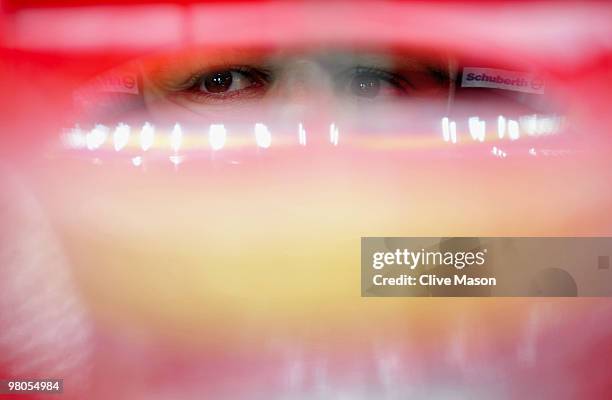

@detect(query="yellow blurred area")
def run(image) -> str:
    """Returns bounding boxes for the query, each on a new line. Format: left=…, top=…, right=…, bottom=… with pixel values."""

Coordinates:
left=31, top=145, right=612, bottom=347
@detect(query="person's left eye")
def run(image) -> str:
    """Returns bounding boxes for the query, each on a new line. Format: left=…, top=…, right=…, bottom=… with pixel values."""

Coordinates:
left=337, top=67, right=413, bottom=99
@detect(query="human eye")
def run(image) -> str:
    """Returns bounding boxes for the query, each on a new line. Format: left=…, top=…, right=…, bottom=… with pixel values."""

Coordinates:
left=163, top=66, right=273, bottom=105
left=337, top=66, right=413, bottom=99
left=335, top=60, right=450, bottom=102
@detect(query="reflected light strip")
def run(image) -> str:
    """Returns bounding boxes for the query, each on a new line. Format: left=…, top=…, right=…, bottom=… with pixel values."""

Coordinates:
left=468, top=117, right=486, bottom=142
left=520, top=115, right=537, bottom=136
left=298, top=123, right=307, bottom=146
left=442, top=117, right=450, bottom=142
left=140, top=122, right=155, bottom=151
left=330, top=123, right=339, bottom=146
left=519, top=115, right=562, bottom=136
left=64, top=125, right=87, bottom=149
left=497, top=116, right=506, bottom=139
left=508, top=120, right=520, bottom=140
left=449, top=121, right=457, bottom=144
left=170, top=123, right=183, bottom=152
left=86, top=124, right=108, bottom=151
left=209, top=124, right=227, bottom=151
left=113, top=123, right=130, bottom=152
left=254, top=123, right=272, bottom=149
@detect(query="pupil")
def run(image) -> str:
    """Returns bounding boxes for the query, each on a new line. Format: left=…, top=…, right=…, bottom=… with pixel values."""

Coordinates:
left=351, top=73, right=380, bottom=98
left=204, top=71, right=233, bottom=93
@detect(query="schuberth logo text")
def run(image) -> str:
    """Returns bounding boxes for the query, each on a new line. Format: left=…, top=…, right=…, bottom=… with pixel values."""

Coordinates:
left=75, top=70, right=140, bottom=96
left=93, top=72, right=139, bottom=94
left=461, top=67, right=545, bottom=94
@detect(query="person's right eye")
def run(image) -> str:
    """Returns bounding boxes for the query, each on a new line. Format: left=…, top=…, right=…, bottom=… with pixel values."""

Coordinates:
left=171, top=66, right=273, bottom=105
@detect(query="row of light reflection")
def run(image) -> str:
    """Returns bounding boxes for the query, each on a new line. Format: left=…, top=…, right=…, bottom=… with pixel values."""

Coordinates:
left=442, top=114, right=562, bottom=144
left=63, top=114, right=563, bottom=165
left=65, top=122, right=324, bottom=152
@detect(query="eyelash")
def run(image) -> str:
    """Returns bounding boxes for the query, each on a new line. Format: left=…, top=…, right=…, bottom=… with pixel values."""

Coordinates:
left=177, top=66, right=273, bottom=103
left=339, top=66, right=415, bottom=93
